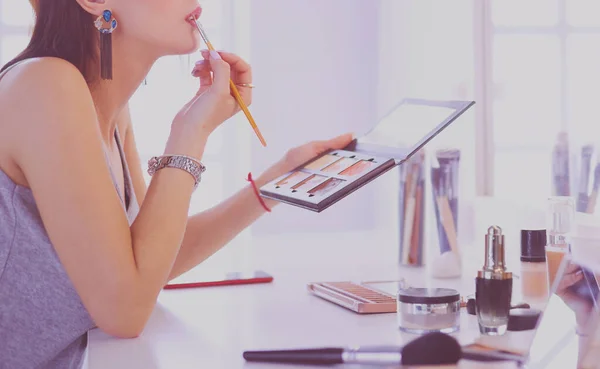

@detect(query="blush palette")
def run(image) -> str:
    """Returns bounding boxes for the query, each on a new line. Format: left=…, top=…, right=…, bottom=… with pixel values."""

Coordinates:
left=260, top=98, right=475, bottom=212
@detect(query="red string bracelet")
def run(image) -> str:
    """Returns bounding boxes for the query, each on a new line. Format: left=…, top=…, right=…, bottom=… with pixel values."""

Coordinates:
left=247, top=172, right=271, bottom=213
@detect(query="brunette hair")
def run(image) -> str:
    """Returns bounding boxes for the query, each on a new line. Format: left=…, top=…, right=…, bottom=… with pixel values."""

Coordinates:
left=0, top=0, right=98, bottom=82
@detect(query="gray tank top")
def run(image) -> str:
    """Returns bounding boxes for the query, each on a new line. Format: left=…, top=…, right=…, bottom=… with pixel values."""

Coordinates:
left=0, top=61, right=140, bottom=368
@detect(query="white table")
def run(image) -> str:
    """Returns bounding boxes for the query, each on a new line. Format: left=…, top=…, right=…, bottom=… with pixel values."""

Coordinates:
left=84, top=225, right=541, bottom=369
left=86, top=197, right=600, bottom=368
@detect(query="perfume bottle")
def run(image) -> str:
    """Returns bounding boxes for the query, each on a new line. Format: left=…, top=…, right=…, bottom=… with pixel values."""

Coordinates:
left=475, top=226, right=513, bottom=335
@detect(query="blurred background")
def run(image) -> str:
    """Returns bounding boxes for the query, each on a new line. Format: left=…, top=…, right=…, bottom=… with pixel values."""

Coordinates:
left=7, top=0, right=600, bottom=272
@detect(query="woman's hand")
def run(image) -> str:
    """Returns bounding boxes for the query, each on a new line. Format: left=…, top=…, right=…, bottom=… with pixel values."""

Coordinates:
left=554, top=261, right=594, bottom=332
left=259, top=133, right=355, bottom=186
left=166, top=50, right=253, bottom=158
left=191, top=49, right=252, bottom=122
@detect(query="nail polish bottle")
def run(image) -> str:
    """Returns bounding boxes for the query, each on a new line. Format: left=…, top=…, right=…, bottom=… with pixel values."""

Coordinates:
left=475, top=226, right=513, bottom=336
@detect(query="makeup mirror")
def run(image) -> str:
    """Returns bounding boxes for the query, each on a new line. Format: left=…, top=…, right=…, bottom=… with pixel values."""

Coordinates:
left=351, top=98, right=475, bottom=164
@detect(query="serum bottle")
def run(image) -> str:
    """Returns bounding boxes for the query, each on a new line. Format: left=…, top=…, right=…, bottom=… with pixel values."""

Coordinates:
left=475, top=226, right=513, bottom=335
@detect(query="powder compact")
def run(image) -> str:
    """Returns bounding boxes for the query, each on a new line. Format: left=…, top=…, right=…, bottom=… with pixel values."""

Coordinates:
left=396, top=287, right=461, bottom=334
left=260, top=98, right=475, bottom=212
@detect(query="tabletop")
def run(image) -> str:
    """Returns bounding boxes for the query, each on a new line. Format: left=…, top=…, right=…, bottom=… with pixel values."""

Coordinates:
left=85, top=204, right=600, bottom=369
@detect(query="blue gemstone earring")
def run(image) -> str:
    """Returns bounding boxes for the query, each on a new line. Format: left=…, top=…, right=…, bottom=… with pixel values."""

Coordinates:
left=94, top=10, right=118, bottom=80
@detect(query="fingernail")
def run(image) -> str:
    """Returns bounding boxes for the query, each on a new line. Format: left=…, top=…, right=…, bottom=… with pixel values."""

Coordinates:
left=195, top=60, right=205, bottom=65
left=210, top=50, right=221, bottom=60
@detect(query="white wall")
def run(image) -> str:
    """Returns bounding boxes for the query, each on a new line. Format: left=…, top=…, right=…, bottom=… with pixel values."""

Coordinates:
left=376, top=0, right=479, bottom=249
left=249, top=0, right=385, bottom=236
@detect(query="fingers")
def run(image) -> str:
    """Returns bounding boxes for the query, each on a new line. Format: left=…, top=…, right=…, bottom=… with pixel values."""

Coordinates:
left=556, top=269, right=584, bottom=292
left=201, top=49, right=252, bottom=85
left=192, top=60, right=213, bottom=96
left=204, top=50, right=231, bottom=95
left=315, top=132, right=355, bottom=153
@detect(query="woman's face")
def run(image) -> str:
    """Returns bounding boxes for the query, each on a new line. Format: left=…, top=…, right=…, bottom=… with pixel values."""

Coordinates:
left=111, top=0, right=203, bottom=57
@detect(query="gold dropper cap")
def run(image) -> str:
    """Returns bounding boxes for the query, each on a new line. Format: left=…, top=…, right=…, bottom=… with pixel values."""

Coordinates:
left=478, top=226, right=512, bottom=280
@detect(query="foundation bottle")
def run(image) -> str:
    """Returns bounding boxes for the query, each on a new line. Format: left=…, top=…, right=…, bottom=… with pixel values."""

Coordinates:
left=545, top=197, right=574, bottom=290
left=520, top=229, right=549, bottom=306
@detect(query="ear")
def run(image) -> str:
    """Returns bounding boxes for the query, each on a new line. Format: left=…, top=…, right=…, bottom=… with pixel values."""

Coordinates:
left=75, top=0, right=109, bottom=17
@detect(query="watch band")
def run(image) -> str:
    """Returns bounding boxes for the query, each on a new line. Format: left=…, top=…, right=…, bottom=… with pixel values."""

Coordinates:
left=147, top=155, right=206, bottom=189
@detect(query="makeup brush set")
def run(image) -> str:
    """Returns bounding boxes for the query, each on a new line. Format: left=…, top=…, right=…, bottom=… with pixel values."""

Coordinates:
left=398, top=147, right=462, bottom=280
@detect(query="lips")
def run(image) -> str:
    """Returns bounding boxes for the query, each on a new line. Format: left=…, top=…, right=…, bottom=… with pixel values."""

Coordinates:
left=187, top=6, right=202, bottom=21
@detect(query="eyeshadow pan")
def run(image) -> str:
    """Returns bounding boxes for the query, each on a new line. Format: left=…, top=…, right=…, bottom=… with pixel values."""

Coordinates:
left=339, top=160, right=376, bottom=176
left=321, top=157, right=358, bottom=174
left=275, top=171, right=311, bottom=187
left=308, top=178, right=345, bottom=196
left=291, top=174, right=328, bottom=191
left=304, top=154, right=340, bottom=171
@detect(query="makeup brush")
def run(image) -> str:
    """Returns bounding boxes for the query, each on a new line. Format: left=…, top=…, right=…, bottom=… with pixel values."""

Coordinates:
left=577, top=144, right=594, bottom=212
left=243, top=332, right=462, bottom=366
left=552, top=131, right=570, bottom=196
left=586, top=163, right=600, bottom=214
left=190, top=17, right=267, bottom=147
left=402, top=160, right=419, bottom=264
left=431, top=166, right=449, bottom=255
left=436, top=150, right=460, bottom=255
left=409, top=151, right=425, bottom=265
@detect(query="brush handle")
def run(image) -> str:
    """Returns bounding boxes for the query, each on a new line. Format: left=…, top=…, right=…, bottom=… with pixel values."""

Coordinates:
left=587, top=191, right=598, bottom=214
left=243, top=348, right=344, bottom=364
left=194, top=20, right=266, bottom=147
left=228, top=80, right=267, bottom=146
left=437, top=196, right=459, bottom=254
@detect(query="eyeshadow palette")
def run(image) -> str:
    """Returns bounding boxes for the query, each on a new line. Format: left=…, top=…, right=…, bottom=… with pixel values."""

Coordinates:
left=306, top=281, right=400, bottom=314
left=260, top=98, right=475, bottom=212
left=307, top=280, right=469, bottom=314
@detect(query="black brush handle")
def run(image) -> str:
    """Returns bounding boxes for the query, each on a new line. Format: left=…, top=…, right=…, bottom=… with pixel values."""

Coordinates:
left=243, top=348, right=344, bottom=365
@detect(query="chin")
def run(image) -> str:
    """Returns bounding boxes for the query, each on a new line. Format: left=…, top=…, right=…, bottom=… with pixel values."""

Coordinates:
left=167, top=35, right=201, bottom=56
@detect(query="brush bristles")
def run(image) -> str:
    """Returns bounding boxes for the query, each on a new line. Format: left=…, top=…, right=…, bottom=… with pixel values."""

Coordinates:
left=100, top=32, right=113, bottom=80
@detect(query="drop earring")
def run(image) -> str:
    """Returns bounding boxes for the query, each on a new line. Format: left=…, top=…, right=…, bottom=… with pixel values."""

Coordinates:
left=94, top=10, right=118, bottom=80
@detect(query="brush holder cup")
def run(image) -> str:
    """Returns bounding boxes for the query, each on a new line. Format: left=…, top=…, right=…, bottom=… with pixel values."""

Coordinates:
left=430, top=149, right=461, bottom=278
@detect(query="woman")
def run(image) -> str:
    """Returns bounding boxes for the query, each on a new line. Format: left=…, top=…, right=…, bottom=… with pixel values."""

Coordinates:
left=0, top=0, right=352, bottom=367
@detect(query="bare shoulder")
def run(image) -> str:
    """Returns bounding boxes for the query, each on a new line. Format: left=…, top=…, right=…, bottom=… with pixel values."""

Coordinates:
left=0, top=57, right=98, bottom=157
left=0, top=56, right=88, bottom=96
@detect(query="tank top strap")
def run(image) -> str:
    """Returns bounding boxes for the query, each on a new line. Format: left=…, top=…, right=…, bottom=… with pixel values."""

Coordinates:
left=0, top=59, right=31, bottom=83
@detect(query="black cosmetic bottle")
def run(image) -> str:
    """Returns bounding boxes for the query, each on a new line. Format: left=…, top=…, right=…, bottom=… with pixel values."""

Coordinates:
left=475, top=226, right=513, bottom=335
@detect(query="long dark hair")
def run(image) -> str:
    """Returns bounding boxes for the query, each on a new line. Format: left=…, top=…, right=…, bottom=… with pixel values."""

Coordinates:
left=1, top=0, right=98, bottom=82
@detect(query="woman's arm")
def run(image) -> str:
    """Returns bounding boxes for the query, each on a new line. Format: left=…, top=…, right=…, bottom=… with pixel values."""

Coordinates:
left=121, top=109, right=280, bottom=280
left=6, top=57, right=217, bottom=338
left=168, top=166, right=282, bottom=280
left=122, top=109, right=353, bottom=280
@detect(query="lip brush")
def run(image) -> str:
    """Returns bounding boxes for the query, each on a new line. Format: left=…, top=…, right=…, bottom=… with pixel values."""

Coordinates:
left=189, top=17, right=267, bottom=147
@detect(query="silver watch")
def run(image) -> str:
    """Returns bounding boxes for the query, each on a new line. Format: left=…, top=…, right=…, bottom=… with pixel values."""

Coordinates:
left=147, top=155, right=206, bottom=189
